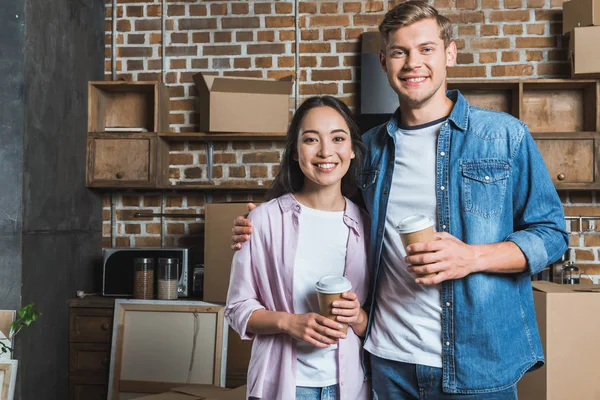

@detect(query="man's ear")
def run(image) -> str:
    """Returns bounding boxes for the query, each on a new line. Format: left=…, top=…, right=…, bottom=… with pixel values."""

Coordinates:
left=379, top=50, right=388, bottom=73
left=446, top=41, right=457, bottom=68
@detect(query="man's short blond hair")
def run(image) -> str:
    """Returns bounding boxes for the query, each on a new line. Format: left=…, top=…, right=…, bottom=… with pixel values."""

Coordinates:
left=379, top=0, right=454, bottom=48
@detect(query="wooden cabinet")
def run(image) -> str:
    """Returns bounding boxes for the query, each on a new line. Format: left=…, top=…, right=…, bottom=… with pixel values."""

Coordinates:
left=448, top=79, right=600, bottom=190
left=86, top=81, right=169, bottom=189
left=68, top=297, right=115, bottom=400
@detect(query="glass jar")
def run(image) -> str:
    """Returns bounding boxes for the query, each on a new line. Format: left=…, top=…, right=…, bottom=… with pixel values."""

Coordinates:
left=561, top=263, right=581, bottom=285
left=157, top=258, right=179, bottom=300
left=133, top=258, right=155, bottom=300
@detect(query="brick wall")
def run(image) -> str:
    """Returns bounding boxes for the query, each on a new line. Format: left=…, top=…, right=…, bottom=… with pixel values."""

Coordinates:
left=102, top=0, right=599, bottom=283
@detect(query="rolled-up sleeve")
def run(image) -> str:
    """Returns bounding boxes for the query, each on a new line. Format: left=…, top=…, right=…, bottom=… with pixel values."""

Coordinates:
left=225, top=216, right=266, bottom=340
left=505, top=124, right=569, bottom=275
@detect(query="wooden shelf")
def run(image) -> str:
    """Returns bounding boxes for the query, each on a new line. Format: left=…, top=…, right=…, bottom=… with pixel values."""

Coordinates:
left=159, top=132, right=286, bottom=141
left=162, top=181, right=272, bottom=190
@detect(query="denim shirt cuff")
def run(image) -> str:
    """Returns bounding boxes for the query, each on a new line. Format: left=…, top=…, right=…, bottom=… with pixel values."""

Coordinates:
left=505, top=231, right=548, bottom=275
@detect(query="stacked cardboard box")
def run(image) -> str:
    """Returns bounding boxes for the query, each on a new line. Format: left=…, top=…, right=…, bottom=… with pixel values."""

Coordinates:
left=563, top=0, right=600, bottom=77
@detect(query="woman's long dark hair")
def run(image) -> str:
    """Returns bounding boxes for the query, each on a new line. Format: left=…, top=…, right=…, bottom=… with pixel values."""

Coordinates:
left=267, top=96, right=365, bottom=201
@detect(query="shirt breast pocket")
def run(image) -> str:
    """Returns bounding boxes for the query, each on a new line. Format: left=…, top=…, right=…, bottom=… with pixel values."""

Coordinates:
left=359, top=169, right=378, bottom=207
left=461, top=160, right=510, bottom=218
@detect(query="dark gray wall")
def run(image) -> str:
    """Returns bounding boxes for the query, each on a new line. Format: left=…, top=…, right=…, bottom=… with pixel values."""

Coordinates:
left=0, top=0, right=105, bottom=399
left=0, top=0, right=25, bottom=311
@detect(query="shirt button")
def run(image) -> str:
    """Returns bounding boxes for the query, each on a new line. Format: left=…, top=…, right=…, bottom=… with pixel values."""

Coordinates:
left=484, top=176, right=490, bottom=181
left=442, top=224, right=447, bottom=229
left=383, top=189, right=388, bottom=195
left=378, top=228, right=383, bottom=233
left=446, top=341, right=451, bottom=346
left=446, top=302, right=451, bottom=307
left=440, top=152, right=445, bottom=156
left=440, top=186, right=445, bottom=190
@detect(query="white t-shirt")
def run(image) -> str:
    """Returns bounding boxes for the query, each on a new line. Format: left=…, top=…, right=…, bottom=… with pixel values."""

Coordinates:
left=364, top=118, right=445, bottom=368
left=293, top=203, right=350, bottom=387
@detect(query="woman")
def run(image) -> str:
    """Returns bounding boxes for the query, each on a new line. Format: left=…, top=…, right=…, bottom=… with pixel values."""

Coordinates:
left=225, top=96, right=371, bottom=400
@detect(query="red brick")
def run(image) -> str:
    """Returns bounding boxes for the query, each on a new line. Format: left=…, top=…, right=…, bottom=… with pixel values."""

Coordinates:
left=482, top=0, right=499, bottom=7
left=135, top=237, right=161, bottom=247
left=189, top=5, right=207, bottom=16
left=456, top=53, right=474, bottom=64
left=320, top=2, right=339, bottom=13
left=535, top=10, right=561, bottom=21
left=312, top=69, right=352, bottom=81
left=503, top=24, right=524, bottom=35
left=255, top=57, right=273, bottom=68
left=254, top=2, right=272, bottom=14
left=343, top=2, right=362, bottom=12
left=167, top=223, right=185, bottom=234
left=458, top=26, right=476, bottom=36
left=279, top=30, right=295, bottom=41
left=115, top=237, right=130, bottom=248
left=365, top=1, right=384, bottom=12
left=232, top=3, right=248, bottom=15
left=491, top=64, right=534, bottom=77
left=336, top=42, right=359, bottom=53
left=353, top=14, right=381, bottom=26
left=344, top=55, right=359, bottom=67
left=229, top=166, right=247, bottom=178
left=165, top=46, right=197, bottom=57
left=266, top=16, right=294, bottom=28
left=203, top=45, right=241, bottom=56
left=169, top=59, right=186, bottom=70
left=117, top=47, right=152, bottom=57
left=516, top=37, right=556, bottom=48
left=456, top=0, right=478, bottom=9
left=490, top=10, right=530, bottom=22
left=222, top=17, right=259, bottom=29
left=471, top=38, right=510, bottom=49
left=276, top=3, right=293, bottom=14
left=345, top=28, right=365, bottom=41
left=434, top=0, right=453, bottom=9
left=247, top=44, right=286, bottom=55
left=167, top=5, right=185, bottom=16
left=299, top=2, right=317, bottom=13
left=242, top=152, right=281, bottom=163
left=527, top=0, right=545, bottom=6
left=267, top=70, right=295, bottom=80
left=127, top=33, right=145, bottom=45
left=311, top=15, right=350, bottom=27
left=191, top=58, right=208, bottom=69
left=236, top=31, right=254, bottom=42
left=301, top=56, right=317, bottom=67
left=124, top=224, right=140, bottom=235
left=301, top=30, right=319, bottom=41
left=234, top=58, right=251, bottom=69
left=146, top=223, right=161, bottom=235
left=214, top=32, right=232, bottom=43
left=257, top=31, right=275, bottom=42
left=321, top=56, right=340, bottom=67
left=447, top=66, right=486, bottom=78
left=210, top=4, right=227, bottom=16
left=212, top=58, right=231, bottom=69
left=126, top=6, right=142, bottom=17
left=501, top=51, right=520, bottom=62
left=169, top=153, right=193, bottom=165
left=179, top=19, right=216, bottom=30
left=278, top=56, right=295, bottom=68
left=442, top=12, right=485, bottom=23
left=192, top=32, right=210, bottom=43
left=504, top=0, right=523, bottom=8
left=250, top=166, right=269, bottom=178
left=536, top=63, right=569, bottom=76
left=122, top=195, right=141, bottom=207
left=324, top=28, right=342, bottom=41
left=300, top=43, right=331, bottom=53
left=127, top=60, right=143, bottom=71
left=134, top=19, right=160, bottom=31
left=526, top=50, right=543, bottom=61
left=116, top=20, right=130, bottom=32
left=480, top=25, right=499, bottom=36
left=170, top=32, right=188, bottom=44
left=575, top=249, right=595, bottom=261
left=184, top=167, right=204, bottom=179
left=299, top=83, right=339, bottom=95
left=526, top=23, right=545, bottom=35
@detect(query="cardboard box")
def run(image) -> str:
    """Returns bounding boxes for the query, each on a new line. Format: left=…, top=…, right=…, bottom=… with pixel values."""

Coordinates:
left=135, top=384, right=246, bottom=400
left=517, top=282, right=600, bottom=400
left=569, top=26, right=600, bottom=78
left=193, top=72, right=293, bottom=134
left=204, top=203, right=255, bottom=387
left=563, top=0, right=600, bottom=34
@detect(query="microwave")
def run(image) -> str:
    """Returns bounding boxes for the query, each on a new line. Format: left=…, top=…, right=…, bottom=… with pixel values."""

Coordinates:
left=102, top=248, right=189, bottom=297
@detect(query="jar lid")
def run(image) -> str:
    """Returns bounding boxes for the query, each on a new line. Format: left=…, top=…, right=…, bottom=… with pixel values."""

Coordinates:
left=315, top=275, right=352, bottom=294
left=159, top=258, right=179, bottom=264
left=134, top=258, right=154, bottom=264
left=396, top=215, right=434, bottom=234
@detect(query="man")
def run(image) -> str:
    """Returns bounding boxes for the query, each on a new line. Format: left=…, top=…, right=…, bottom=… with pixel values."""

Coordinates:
left=232, top=1, right=568, bottom=399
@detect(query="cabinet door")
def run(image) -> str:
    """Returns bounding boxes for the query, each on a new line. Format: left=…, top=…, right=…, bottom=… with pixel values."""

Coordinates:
left=533, top=133, right=600, bottom=190
left=69, top=308, right=114, bottom=343
left=69, top=383, right=108, bottom=400
left=69, top=343, right=110, bottom=382
left=86, top=134, right=156, bottom=188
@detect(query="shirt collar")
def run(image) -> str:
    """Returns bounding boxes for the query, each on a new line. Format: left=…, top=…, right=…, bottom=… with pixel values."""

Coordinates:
left=277, top=193, right=362, bottom=237
left=386, top=89, right=469, bottom=136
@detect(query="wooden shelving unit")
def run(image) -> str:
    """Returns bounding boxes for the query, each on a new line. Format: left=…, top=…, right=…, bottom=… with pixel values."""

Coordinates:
left=159, top=132, right=286, bottom=141
left=448, top=79, right=600, bottom=190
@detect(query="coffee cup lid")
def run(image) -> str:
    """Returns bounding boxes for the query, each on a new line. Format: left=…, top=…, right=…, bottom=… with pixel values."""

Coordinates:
left=396, top=215, right=434, bottom=234
left=315, top=275, right=352, bottom=294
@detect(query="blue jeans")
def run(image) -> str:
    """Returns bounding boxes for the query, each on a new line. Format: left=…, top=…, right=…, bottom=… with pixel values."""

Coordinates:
left=371, top=354, right=518, bottom=400
left=296, top=384, right=339, bottom=400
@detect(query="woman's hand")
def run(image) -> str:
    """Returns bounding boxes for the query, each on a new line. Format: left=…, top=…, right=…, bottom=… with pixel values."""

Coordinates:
left=331, top=291, right=368, bottom=337
left=281, top=312, right=346, bottom=348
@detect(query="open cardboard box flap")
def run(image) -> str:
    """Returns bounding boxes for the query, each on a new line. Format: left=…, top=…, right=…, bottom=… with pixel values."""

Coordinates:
left=532, top=280, right=600, bottom=293
left=568, top=26, right=600, bottom=78
left=195, top=73, right=293, bottom=95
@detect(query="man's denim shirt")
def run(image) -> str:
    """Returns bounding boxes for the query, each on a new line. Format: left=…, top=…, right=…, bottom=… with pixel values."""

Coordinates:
left=360, top=90, right=569, bottom=394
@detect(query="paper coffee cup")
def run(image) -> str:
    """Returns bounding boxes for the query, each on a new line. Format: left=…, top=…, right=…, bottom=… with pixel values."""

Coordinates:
left=397, top=215, right=437, bottom=279
left=315, top=275, right=352, bottom=334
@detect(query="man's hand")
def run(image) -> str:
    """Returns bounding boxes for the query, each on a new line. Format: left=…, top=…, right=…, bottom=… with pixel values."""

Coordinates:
left=331, top=291, right=364, bottom=326
left=281, top=312, right=346, bottom=349
left=405, top=232, right=482, bottom=285
left=231, top=203, right=257, bottom=250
